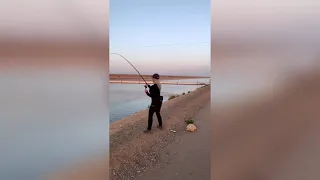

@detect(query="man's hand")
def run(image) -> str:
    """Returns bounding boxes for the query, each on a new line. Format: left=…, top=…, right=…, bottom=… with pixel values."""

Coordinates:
left=145, top=89, right=148, bottom=93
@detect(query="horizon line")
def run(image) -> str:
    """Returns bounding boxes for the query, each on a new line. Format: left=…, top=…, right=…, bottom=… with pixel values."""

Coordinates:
left=110, top=73, right=210, bottom=78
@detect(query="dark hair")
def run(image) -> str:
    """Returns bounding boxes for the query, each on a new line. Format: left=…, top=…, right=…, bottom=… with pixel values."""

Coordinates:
left=152, top=73, right=160, bottom=79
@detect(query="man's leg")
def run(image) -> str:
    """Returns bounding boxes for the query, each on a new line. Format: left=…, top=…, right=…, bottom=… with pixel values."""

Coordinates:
left=156, top=102, right=163, bottom=127
left=147, top=106, right=155, bottom=130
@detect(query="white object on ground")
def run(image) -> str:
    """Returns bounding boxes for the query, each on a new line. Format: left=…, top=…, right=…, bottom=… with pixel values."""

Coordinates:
left=186, top=124, right=197, bottom=132
left=170, top=129, right=177, bottom=133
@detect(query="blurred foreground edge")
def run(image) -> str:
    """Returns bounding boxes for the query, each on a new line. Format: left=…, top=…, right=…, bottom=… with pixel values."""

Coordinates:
left=43, top=156, right=109, bottom=180
left=0, top=38, right=107, bottom=56
left=211, top=67, right=320, bottom=180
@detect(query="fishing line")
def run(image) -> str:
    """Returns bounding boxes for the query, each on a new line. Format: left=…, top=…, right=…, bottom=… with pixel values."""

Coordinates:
left=110, top=53, right=148, bottom=85
left=141, top=41, right=210, bottom=48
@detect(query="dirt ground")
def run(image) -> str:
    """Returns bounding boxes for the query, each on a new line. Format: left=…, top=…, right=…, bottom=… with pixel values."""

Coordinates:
left=109, top=86, right=210, bottom=180
left=136, top=103, right=210, bottom=180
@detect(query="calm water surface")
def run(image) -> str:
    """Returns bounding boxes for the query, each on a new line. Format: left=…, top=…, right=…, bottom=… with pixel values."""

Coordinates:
left=109, top=78, right=209, bottom=122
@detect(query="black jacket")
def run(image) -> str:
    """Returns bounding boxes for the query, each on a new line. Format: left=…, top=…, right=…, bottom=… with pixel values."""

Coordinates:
left=145, top=84, right=163, bottom=104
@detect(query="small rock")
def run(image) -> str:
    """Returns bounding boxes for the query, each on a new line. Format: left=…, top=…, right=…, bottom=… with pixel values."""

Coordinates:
left=186, top=124, right=197, bottom=132
left=170, top=129, right=177, bottom=133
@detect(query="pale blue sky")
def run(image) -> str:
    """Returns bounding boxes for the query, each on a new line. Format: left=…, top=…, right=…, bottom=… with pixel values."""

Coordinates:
left=109, top=0, right=210, bottom=76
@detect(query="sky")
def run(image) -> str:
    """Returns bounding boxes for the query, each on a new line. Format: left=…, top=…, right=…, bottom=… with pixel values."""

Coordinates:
left=109, top=0, right=211, bottom=76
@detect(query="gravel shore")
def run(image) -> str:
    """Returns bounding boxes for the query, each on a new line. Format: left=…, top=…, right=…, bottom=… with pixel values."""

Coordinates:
left=109, top=85, right=210, bottom=180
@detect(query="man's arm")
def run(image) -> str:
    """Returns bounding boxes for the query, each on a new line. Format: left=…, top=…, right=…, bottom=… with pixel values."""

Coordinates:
left=145, top=89, right=152, bottom=97
left=146, top=90, right=151, bottom=97
left=145, top=83, right=151, bottom=88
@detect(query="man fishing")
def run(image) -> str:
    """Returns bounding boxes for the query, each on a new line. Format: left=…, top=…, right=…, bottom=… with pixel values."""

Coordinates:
left=144, top=73, right=163, bottom=133
left=110, top=53, right=163, bottom=132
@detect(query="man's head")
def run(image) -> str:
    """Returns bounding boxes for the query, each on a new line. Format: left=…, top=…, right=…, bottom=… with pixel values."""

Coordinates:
left=152, top=73, right=160, bottom=83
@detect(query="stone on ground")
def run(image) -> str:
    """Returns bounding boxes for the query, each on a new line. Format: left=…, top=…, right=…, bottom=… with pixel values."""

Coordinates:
left=186, top=124, right=197, bottom=132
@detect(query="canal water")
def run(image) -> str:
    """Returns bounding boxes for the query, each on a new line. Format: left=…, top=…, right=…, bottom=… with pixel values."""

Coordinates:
left=109, top=78, right=209, bottom=122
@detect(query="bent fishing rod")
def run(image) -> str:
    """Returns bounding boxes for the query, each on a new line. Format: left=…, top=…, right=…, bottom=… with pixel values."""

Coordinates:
left=110, top=53, right=148, bottom=85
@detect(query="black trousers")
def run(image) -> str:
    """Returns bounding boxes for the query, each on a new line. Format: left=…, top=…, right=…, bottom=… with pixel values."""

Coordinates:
left=147, top=101, right=162, bottom=130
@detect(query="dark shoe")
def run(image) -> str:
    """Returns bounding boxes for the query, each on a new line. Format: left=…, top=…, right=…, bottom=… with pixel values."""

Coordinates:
left=157, top=126, right=163, bottom=130
left=143, top=129, right=151, bottom=133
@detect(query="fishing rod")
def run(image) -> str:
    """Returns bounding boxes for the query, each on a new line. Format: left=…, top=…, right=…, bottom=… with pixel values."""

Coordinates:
left=110, top=53, right=148, bottom=85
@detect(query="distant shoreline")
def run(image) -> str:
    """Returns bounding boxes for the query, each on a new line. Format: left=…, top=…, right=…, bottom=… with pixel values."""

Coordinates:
left=109, top=80, right=209, bottom=85
left=109, top=74, right=209, bottom=81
